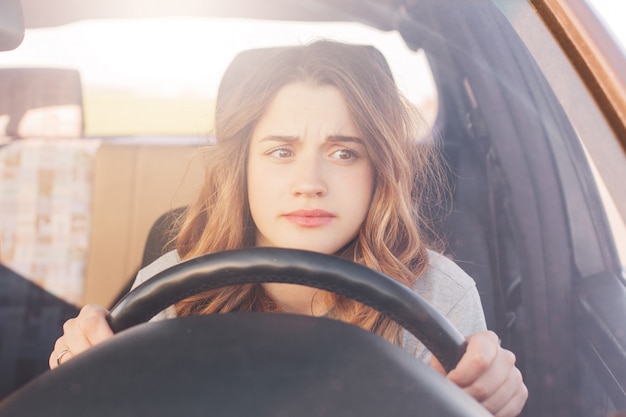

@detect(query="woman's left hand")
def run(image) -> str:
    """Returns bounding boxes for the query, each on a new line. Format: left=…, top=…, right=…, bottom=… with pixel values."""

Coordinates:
left=431, top=330, right=528, bottom=417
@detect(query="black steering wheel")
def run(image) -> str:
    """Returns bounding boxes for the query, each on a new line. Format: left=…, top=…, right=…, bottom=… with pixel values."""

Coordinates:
left=0, top=248, right=490, bottom=417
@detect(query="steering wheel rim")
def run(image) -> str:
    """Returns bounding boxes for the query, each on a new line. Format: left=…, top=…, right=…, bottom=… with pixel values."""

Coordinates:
left=108, top=247, right=467, bottom=372
left=0, top=248, right=491, bottom=417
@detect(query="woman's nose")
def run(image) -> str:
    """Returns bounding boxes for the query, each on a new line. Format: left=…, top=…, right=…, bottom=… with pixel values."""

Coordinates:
left=291, top=155, right=327, bottom=197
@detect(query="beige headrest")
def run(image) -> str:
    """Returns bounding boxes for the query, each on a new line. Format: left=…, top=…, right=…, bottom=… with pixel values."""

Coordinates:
left=0, top=68, right=84, bottom=139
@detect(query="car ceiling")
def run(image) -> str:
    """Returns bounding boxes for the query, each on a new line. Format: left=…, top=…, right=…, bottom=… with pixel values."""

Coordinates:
left=18, top=0, right=402, bottom=30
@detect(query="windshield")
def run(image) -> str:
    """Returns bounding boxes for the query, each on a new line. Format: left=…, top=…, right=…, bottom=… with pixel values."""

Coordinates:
left=0, top=18, right=437, bottom=137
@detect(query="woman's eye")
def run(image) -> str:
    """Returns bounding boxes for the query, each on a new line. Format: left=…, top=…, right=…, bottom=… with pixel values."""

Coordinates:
left=269, top=148, right=294, bottom=159
left=331, top=149, right=357, bottom=161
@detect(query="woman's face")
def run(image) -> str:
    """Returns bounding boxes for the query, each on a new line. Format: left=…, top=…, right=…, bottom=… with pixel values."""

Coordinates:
left=247, top=81, right=375, bottom=255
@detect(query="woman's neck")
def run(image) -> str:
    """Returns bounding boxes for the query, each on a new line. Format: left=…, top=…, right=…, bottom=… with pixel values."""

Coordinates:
left=262, top=283, right=329, bottom=316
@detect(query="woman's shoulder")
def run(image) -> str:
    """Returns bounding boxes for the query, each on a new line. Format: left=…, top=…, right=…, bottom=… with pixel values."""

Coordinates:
left=404, top=249, right=487, bottom=362
left=412, top=249, right=484, bottom=321
left=130, top=250, right=181, bottom=321
left=132, top=249, right=181, bottom=291
left=417, top=249, right=478, bottom=293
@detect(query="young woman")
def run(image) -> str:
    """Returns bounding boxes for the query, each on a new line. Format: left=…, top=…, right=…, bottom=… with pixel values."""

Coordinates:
left=50, top=41, right=527, bottom=416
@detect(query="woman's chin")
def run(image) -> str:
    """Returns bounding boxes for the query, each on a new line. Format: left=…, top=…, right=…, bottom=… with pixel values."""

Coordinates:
left=255, top=241, right=342, bottom=256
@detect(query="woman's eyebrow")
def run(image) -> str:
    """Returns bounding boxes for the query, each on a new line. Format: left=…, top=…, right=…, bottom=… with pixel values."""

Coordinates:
left=257, top=135, right=364, bottom=144
left=258, top=135, right=299, bottom=143
left=327, top=135, right=364, bottom=144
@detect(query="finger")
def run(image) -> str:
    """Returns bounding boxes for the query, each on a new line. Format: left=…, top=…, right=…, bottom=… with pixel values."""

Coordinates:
left=447, top=330, right=500, bottom=388
left=67, top=304, right=113, bottom=350
left=463, top=347, right=516, bottom=402
left=481, top=364, right=526, bottom=416
left=60, top=305, right=112, bottom=356
left=77, top=304, right=113, bottom=346
left=54, top=349, right=73, bottom=366
left=48, top=317, right=91, bottom=369
left=492, top=372, right=528, bottom=417
left=49, top=337, right=72, bottom=369
left=62, top=316, right=96, bottom=355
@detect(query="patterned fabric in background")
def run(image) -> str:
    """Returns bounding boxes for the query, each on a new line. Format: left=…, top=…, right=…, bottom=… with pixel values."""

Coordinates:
left=0, top=139, right=101, bottom=305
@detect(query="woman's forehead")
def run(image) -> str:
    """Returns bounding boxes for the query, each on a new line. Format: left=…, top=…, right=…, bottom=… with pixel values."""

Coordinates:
left=251, top=82, right=362, bottom=142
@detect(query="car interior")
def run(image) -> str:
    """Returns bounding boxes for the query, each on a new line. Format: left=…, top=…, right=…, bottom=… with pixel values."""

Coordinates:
left=0, top=66, right=207, bottom=394
left=1, top=0, right=625, bottom=416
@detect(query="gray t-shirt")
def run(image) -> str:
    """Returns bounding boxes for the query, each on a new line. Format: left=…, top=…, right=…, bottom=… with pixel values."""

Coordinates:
left=131, top=249, right=486, bottom=364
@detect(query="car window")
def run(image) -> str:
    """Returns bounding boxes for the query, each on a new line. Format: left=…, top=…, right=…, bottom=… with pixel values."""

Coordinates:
left=586, top=0, right=626, bottom=53
left=494, top=0, right=626, bottom=274
left=0, top=18, right=438, bottom=137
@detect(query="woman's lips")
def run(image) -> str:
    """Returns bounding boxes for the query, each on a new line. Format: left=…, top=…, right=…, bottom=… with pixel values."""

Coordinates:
left=283, top=209, right=335, bottom=227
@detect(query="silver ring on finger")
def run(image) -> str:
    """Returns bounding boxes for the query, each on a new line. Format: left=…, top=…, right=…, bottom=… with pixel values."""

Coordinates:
left=56, top=349, right=71, bottom=366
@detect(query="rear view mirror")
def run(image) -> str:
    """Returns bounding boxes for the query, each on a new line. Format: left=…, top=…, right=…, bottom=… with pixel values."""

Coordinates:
left=0, top=0, right=24, bottom=51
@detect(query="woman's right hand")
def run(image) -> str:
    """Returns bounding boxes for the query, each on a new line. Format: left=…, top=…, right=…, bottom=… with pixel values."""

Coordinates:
left=49, top=304, right=114, bottom=369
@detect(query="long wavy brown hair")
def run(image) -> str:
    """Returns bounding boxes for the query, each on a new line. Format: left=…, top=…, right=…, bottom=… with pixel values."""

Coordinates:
left=173, top=41, right=445, bottom=345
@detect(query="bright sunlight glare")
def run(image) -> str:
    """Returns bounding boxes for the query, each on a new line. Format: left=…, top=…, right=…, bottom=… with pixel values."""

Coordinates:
left=0, top=18, right=433, bottom=103
left=586, top=0, right=626, bottom=53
